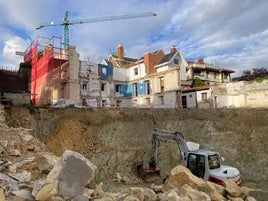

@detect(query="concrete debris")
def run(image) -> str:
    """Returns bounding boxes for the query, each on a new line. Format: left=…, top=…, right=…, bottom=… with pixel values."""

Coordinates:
left=11, top=189, right=34, bottom=200
left=8, top=170, right=31, bottom=183
left=0, top=172, right=18, bottom=184
left=52, top=99, right=75, bottom=108
left=36, top=152, right=59, bottom=174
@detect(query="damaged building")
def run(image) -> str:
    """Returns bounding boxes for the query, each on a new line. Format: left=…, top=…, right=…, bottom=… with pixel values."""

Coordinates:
left=19, top=37, right=267, bottom=108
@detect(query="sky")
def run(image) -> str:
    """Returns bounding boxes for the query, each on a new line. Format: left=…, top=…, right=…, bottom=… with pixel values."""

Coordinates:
left=0, top=0, right=267, bottom=77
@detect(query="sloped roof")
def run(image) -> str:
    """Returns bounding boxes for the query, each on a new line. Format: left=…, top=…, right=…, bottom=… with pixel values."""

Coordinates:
left=158, top=52, right=176, bottom=65
left=112, top=55, right=139, bottom=63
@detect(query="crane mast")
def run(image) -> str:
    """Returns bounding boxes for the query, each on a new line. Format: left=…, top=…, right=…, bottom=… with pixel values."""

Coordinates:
left=35, top=11, right=156, bottom=49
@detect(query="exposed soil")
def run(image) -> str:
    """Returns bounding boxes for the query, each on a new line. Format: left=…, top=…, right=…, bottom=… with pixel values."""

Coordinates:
left=4, top=106, right=268, bottom=200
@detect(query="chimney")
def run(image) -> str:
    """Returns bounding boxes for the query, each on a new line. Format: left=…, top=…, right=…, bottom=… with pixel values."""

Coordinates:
left=170, top=45, right=177, bottom=53
left=117, top=44, right=124, bottom=60
left=198, top=58, right=204, bottom=64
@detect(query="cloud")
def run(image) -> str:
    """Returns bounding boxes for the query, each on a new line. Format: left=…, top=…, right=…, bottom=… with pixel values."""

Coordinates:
left=0, top=37, right=30, bottom=68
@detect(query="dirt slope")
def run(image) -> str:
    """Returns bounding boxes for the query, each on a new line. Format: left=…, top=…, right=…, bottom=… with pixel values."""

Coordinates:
left=5, top=107, right=268, bottom=200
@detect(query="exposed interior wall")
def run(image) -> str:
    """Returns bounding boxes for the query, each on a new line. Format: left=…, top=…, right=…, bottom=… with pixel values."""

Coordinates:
left=216, top=81, right=268, bottom=108
left=128, top=63, right=146, bottom=80
left=164, top=70, right=180, bottom=91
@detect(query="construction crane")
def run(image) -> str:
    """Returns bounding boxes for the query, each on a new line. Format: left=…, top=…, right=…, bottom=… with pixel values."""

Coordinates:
left=35, top=11, right=156, bottom=49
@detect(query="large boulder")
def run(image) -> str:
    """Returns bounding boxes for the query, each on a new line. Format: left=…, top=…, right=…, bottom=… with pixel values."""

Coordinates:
left=196, top=182, right=226, bottom=201
left=178, top=184, right=211, bottom=201
left=162, top=165, right=204, bottom=191
left=35, top=150, right=97, bottom=200
left=223, top=180, right=249, bottom=199
left=162, top=165, right=226, bottom=201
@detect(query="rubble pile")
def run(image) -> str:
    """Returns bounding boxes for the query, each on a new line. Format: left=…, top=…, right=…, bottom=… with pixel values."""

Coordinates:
left=0, top=106, right=258, bottom=200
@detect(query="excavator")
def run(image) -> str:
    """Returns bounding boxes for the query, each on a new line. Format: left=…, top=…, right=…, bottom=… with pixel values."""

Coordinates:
left=137, top=128, right=241, bottom=186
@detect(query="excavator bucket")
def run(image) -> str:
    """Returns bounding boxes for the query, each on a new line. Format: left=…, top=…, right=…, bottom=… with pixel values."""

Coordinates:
left=136, top=161, right=161, bottom=183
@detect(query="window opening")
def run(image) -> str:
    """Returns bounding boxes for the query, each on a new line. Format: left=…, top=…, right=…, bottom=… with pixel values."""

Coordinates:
left=146, top=80, right=150, bottom=95
left=102, top=67, right=107, bottom=75
left=133, top=83, right=138, bottom=96
left=134, top=68, right=138, bottom=75
left=214, top=72, right=217, bottom=79
left=115, top=84, right=121, bottom=93
left=224, top=73, right=228, bottom=79
left=101, top=100, right=106, bottom=107
left=159, top=77, right=164, bottom=93
left=101, top=83, right=105, bottom=92
left=201, top=92, right=207, bottom=101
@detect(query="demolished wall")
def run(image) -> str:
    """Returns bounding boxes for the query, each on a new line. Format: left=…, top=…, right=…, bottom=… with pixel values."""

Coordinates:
left=215, top=80, right=268, bottom=108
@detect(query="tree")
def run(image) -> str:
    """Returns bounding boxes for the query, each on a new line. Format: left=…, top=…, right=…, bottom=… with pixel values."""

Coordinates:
left=192, top=77, right=206, bottom=87
left=238, top=67, right=268, bottom=81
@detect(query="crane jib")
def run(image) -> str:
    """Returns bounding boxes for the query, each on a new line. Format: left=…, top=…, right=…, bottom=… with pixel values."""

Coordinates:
left=35, top=11, right=157, bottom=49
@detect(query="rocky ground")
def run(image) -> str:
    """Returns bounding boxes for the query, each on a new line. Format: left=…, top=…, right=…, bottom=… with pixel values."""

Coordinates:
left=1, top=106, right=268, bottom=200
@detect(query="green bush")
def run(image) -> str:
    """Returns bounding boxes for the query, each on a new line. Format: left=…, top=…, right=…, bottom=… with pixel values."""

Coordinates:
left=192, top=77, right=206, bottom=87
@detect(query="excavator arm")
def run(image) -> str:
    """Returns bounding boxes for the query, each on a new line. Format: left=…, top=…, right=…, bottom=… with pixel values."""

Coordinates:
left=151, top=128, right=189, bottom=166
left=137, top=128, right=189, bottom=183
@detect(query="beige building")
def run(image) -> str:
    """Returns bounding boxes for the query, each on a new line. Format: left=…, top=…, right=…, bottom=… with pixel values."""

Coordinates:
left=186, top=58, right=234, bottom=85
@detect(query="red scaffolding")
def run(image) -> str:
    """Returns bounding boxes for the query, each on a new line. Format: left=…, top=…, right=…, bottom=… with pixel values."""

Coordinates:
left=24, top=36, right=68, bottom=105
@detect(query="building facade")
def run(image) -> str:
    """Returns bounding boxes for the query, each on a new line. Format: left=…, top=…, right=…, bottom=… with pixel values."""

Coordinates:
left=99, top=44, right=236, bottom=108
left=22, top=38, right=239, bottom=108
